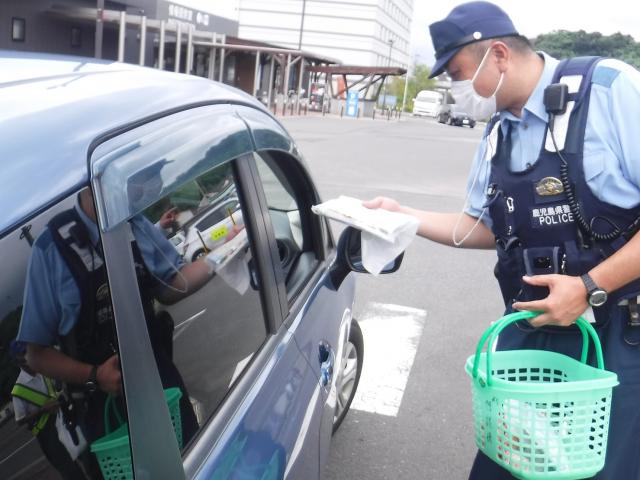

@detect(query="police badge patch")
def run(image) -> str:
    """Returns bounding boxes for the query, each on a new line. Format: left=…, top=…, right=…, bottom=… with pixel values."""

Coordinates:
left=535, top=177, right=564, bottom=196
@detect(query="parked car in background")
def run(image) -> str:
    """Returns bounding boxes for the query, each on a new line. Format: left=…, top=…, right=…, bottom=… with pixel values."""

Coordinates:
left=171, top=196, right=243, bottom=262
left=437, top=103, right=477, bottom=128
left=411, top=90, right=443, bottom=117
left=0, top=51, right=405, bottom=480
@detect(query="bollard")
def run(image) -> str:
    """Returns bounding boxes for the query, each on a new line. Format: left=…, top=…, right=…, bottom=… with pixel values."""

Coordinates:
left=387, top=108, right=391, bottom=120
left=290, top=103, right=294, bottom=115
left=305, top=104, right=308, bottom=115
left=282, top=102, right=286, bottom=116
left=272, top=103, right=277, bottom=115
left=373, top=108, right=376, bottom=120
left=340, top=105, right=344, bottom=117
left=322, top=105, right=326, bottom=116
left=357, top=107, right=360, bottom=119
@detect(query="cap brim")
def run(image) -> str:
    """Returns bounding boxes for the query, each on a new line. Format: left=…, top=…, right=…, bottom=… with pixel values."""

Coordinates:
left=429, top=48, right=459, bottom=78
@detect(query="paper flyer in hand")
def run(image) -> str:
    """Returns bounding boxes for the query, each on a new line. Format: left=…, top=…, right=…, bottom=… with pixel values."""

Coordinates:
left=312, top=196, right=419, bottom=274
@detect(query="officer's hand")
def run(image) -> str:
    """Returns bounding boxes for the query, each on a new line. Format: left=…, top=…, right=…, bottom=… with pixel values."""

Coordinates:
left=512, top=274, right=588, bottom=327
left=225, top=224, right=245, bottom=242
left=362, top=196, right=401, bottom=212
left=97, top=355, right=122, bottom=395
left=158, top=207, right=178, bottom=229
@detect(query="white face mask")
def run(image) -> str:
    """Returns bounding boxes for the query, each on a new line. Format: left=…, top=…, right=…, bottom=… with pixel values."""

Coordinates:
left=450, top=47, right=504, bottom=120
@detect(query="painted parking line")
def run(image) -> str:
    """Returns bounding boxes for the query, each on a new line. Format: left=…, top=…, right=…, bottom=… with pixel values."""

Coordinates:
left=351, top=302, right=427, bottom=417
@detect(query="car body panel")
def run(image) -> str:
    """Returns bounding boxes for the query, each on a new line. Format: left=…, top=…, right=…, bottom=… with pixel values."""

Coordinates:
left=0, top=50, right=264, bottom=238
left=1, top=51, right=360, bottom=480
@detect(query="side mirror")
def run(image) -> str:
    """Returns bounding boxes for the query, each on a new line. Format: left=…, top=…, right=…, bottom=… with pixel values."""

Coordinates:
left=330, top=227, right=404, bottom=288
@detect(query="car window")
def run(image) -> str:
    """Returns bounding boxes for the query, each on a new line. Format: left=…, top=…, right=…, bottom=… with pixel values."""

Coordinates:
left=132, top=160, right=267, bottom=450
left=254, top=152, right=320, bottom=301
left=0, top=193, right=136, bottom=479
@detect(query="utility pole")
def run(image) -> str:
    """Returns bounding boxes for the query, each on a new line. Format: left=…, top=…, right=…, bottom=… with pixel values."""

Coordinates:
left=401, top=62, right=410, bottom=113
left=95, top=0, right=104, bottom=58
left=298, top=0, right=307, bottom=50
left=380, top=38, right=394, bottom=108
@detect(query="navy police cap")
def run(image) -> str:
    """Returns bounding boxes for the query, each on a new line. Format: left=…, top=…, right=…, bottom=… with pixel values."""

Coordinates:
left=428, top=1, right=519, bottom=78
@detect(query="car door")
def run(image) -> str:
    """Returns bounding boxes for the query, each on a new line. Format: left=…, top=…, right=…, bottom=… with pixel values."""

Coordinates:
left=90, top=103, right=335, bottom=479
left=236, top=106, right=357, bottom=470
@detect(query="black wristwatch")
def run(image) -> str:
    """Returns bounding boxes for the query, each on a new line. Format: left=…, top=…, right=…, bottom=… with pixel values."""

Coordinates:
left=580, top=273, right=608, bottom=307
left=85, top=364, right=99, bottom=393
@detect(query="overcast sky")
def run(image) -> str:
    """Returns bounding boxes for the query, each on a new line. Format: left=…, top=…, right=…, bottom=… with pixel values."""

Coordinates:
left=174, top=1, right=640, bottom=67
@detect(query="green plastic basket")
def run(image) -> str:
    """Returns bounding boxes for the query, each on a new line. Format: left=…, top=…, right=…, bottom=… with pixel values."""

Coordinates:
left=465, top=311, right=619, bottom=480
left=90, top=387, right=183, bottom=480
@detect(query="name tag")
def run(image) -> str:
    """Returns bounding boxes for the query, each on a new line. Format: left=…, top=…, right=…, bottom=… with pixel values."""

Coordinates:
left=531, top=204, right=574, bottom=228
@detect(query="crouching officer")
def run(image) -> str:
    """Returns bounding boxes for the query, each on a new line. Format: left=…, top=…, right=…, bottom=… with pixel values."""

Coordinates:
left=15, top=187, right=217, bottom=476
left=366, top=1, right=640, bottom=478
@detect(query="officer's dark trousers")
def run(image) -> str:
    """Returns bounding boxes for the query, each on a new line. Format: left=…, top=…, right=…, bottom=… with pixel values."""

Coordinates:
left=37, top=413, right=86, bottom=479
left=469, top=306, right=640, bottom=480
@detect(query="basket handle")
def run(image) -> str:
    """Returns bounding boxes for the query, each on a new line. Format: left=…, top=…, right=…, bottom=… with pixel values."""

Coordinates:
left=472, top=310, right=605, bottom=387
left=103, top=394, right=126, bottom=435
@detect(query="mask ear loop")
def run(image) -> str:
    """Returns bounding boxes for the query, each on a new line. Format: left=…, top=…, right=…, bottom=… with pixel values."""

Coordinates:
left=471, top=46, right=505, bottom=99
left=452, top=128, right=496, bottom=247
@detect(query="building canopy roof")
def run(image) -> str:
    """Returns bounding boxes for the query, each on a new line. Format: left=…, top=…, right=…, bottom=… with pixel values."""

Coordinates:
left=306, top=66, right=407, bottom=76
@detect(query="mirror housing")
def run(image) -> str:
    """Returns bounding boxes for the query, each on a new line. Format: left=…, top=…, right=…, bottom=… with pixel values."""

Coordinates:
left=330, top=227, right=404, bottom=288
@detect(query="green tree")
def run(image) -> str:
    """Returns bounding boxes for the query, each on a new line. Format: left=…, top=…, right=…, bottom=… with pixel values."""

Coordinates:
left=534, top=30, right=640, bottom=69
left=389, top=64, right=437, bottom=111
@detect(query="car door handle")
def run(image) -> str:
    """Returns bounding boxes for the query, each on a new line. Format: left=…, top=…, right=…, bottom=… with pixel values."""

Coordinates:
left=318, top=342, right=335, bottom=387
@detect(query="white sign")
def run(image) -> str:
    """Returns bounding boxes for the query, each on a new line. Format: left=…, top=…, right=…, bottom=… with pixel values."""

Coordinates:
left=167, top=3, right=210, bottom=26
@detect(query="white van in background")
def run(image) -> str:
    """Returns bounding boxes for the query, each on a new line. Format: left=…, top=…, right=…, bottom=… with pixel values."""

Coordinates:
left=412, top=90, right=443, bottom=117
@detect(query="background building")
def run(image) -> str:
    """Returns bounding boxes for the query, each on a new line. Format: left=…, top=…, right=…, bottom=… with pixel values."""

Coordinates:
left=237, top=0, right=413, bottom=68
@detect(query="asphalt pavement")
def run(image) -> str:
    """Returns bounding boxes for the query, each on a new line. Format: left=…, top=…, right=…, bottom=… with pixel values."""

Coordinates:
left=281, top=114, right=505, bottom=480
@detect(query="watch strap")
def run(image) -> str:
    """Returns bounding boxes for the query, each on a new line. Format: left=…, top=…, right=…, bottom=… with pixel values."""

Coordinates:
left=580, top=273, right=598, bottom=294
left=86, top=364, right=98, bottom=391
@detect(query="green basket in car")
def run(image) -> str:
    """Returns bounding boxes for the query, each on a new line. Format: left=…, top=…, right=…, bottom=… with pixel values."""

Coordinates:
left=465, top=311, right=619, bottom=480
left=90, top=387, right=183, bottom=480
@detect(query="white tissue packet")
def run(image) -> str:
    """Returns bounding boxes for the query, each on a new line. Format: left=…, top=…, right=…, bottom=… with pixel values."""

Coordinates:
left=312, top=196, right=419, bottom=275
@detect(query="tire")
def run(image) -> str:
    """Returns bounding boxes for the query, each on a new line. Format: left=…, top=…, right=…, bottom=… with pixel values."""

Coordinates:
left=191, top=249, right=206, bottom=262
left=333, top=319, right=364, bottom=434
left=437, top=114, right=445, bottom=124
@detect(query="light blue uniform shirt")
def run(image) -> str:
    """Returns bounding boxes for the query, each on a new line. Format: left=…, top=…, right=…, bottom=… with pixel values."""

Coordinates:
left=465, top=53, right=640, bottom=229
left=18, top=196, right=184, bottom=346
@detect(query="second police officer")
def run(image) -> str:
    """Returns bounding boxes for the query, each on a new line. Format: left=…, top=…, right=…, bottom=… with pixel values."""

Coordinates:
left=366, top=1, right=640, bottom=478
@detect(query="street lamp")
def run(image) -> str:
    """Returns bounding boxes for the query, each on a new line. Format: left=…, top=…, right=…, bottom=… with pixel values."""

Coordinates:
left=380, top=38, right=394, bottom=108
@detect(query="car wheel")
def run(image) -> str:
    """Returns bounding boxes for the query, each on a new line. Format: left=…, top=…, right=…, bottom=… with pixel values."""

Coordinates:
left=333, top=319, right=364, bottom=434
left=437, top=114, right=445, bottom=123
left=191, top=249, right=206, bottom=262
left=469, top=122, right=476, bottom=128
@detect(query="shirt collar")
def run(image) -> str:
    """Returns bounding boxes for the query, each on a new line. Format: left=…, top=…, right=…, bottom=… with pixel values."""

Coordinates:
left=499, top=52, right=559, bottom=128
left=74, top=193, right=100, bottom=247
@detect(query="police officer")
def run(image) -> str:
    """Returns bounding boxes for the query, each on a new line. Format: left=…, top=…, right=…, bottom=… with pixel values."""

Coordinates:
left=366, top=1, right=640, bottom=478
left=15, top=187, right=237, bottom=473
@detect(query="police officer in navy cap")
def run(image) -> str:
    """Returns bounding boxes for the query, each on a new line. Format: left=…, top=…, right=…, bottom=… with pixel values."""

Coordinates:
left=366, top=1, right=640, bottom=478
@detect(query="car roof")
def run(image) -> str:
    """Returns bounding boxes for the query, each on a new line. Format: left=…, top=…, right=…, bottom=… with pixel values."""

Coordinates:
left=0, top=50, right=267, bottom=237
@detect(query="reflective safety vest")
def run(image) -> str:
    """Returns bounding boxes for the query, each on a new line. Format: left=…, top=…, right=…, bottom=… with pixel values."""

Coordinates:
left=11, top=376, right=57, bottom=435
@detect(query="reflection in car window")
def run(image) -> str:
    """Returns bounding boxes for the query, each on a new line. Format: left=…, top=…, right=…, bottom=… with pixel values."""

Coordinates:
left=254, top=153, right=319, bottom=300
left=137, top=160, right=267, bottom=446
left=0, top=194, right=128, bottom=479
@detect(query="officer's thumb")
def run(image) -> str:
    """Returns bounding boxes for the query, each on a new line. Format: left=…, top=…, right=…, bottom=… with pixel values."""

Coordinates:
left=106, top=354, right=120, bottom=371
left=522, top=274, right=554, bottom=286
left=362, top=197, right=383, bottom=209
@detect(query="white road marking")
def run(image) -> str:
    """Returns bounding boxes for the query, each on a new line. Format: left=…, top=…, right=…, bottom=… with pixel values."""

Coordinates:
left=351, top=302, right=426, bottom=417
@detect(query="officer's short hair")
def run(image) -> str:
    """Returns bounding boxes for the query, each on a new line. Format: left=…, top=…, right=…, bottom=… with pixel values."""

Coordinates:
left=466, top=35, right=534, bottom=60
